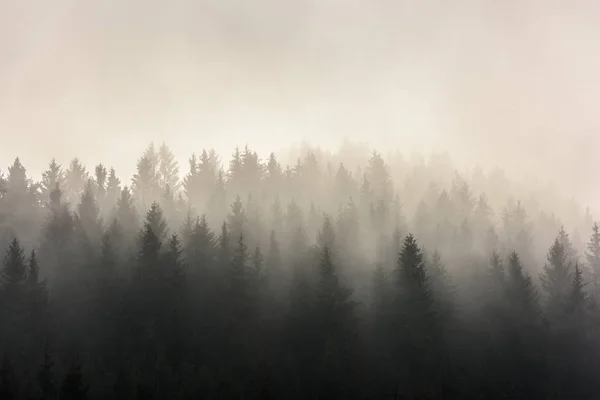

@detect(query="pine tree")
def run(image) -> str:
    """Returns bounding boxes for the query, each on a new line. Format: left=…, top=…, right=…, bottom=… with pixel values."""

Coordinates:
left=26, top=249, right=48, bottom=321
left=182, top=153, right=201, bottom=208
left=184, top=214, right=216, bottom=276
left=41, top=159, right=64, bottom=200
left=427, top=250, right=456, bottom=324
left=264, top=153, right=282, bottom=195
left=37, top=346, right=56, bottom=400
left=100, top=223, right=120, bottom=278
left=104, top=167, right=121, bottom=213
left=314, top=245, right=357, bottom=398
left=540, top=238, right=573, bottom=321
left=142, top=202, right=168, bottom=244
left=316, top=214, right=336, bottom=253
left=227, top=196, right=246, bottom=247
left=485, top=251, right=505, bottom=305
left=586, top=223, right=600, bottom=288
left=228, top=147, right=244, bottom=194
left=229, top=233, right=250, bottom=318
left=218, top=222, right=230, bottom=269
left=558, top=226, right=578, bottom=264
left=94, top=164, right=107, bottom=200
left=64, top=158, right=88, bottom=205
left=40, top=185, right=74, bottom=283
left=131, top=153, right=159, bottom=212
left=504, top=252, right=544, bottom=398
left=266, top=230, right=281, bottom=281
left=315, top=245, right=356, bottom=336
left=568, top=263, right=589, bottom=329
left=158, top=143, right=180, bottom=192
left=393, top=234, right=439, bottom=397
left=251, top=245, right=264, bottom=282
left=506, top=252, right=540, bottom=321
left=76, top=180, right=103, bottom=244
left=1, top=237, right=27, bottom=287
left=115, top=187, right=138, bottom=239
left=197, top=149, right=216, bottom=202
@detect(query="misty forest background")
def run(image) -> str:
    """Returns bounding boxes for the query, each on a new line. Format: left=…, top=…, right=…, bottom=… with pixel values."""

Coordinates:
left=0, top=142, right=599, bottom=399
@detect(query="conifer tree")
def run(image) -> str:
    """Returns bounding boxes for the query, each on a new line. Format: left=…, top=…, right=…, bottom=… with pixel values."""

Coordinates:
left=316, top=214, right=336, bottom=253
left=104, top=167, right=121, bottom=214
left=64, top=158, right=88, bottom=205
left=270, top=196, right=284, bottom=236
left=227, top=195, right=246, bottom=247
left=506, top=252, right=540, bottom=321
left=567, top=263, right=589, bottom=331
left=218, top=222, right=230, bottom=269
left=131, top=153, right=159, bottom=212
left=264, top=153, right=282, bottom=195
left=76, top=181, right=103, bottom=244
left=251, top=245, right=264, bottom=283
left=185, top=215, right=216, bottom=276
left=115, top=187, right=138, bottom=240
left=427, top=250, right=456, bottom=324
left=37, top=346, right=56, bottom=400
left=314, top=245, right=357, bottom=398
left=41, top=159, right=64, bottom=200
left=586, top=223, right=600, bottom=288
left=182, top=153, right=201, bottom=208
left=504, top=252, right=544, bottom=398
left=229, top=233, right=250, bottom=317
left=228, top=147, right=244, bottom=193
left=142, top=202, right=168, bottom=244
left=25, top=249, right=48, bottom=323
left=94, top=164, right=107, bottom=200
left=1, top=237, right=27, bottom=287
left=558, top=226, right=578, bottom=264
left=541, top=238, right=573, bottom=321
left=393, top=234, right=439, bottom=397
left=266, top=230, right=281, bottom=281
left=158, top=143, right=180, bottom=192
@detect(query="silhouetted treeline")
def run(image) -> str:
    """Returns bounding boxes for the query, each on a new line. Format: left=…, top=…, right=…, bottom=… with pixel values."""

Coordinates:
left=0, top=142, right=599, bottom=399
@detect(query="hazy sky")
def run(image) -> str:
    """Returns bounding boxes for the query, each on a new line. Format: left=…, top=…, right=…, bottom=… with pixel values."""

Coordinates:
left=1, top=0, right=599, bottom=204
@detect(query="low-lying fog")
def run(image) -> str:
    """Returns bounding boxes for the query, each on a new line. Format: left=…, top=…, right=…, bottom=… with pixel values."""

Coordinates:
left=1, top=0, right=599, bottom=206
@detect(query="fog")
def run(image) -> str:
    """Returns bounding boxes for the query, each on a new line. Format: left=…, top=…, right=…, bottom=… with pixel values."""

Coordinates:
left=4, top=2, right=600, bottom=397
left=1, top=0, right=599, bottom=205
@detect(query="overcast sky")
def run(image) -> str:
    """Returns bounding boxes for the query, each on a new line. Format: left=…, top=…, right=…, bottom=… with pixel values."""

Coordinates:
left=1, top=0, right=599, bottom=204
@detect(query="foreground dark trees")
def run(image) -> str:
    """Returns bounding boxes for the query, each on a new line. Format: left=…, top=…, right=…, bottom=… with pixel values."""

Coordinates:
left=0, top=143, right=599, bottom=399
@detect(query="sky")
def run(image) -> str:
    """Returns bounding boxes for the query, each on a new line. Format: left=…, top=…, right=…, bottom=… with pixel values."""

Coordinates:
left=1, top=0, right=599, bottom=205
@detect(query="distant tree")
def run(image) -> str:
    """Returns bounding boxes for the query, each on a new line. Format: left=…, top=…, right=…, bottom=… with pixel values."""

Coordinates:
left=64, top=158, right=88, bottom=205
left=158, top=143, right=180, bottom=193
left=393, top=234, right=439, bottom=398
left=115, top=187, right=138, bottom=241
left=541, top=238, right=573, bottom=321
left=41, top=159, right=64, bottom=200
left=94, top=164, right=107, bottom=200
left=586, top=223, right=600, bottom=288
left=104, top=167, right=121, bottom=215
left=76, top=181, right=103, bottom=245
left=506, top=252, right=540, bottom=320
left=131, top=149, right=159, bottom=212
left=314, top=244, right=357, bottom=398
left=37, top=346, right=57, bottom=400
left=227, top=196, right=246, bottom=247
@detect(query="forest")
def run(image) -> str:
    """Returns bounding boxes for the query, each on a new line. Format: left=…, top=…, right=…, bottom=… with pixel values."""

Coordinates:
left=0, top=142, right=599, bottom=399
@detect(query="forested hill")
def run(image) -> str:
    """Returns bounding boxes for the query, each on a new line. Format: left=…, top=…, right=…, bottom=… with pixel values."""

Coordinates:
left=0, top=142, right=598, bottom=399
